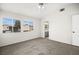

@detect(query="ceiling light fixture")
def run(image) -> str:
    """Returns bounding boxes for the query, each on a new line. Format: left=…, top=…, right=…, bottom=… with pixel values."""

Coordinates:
left=38, top=3, right=45, bottom=8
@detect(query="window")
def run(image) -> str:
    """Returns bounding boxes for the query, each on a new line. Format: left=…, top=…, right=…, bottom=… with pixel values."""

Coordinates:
left=22, top=19, right=33, bottom=32
left=12, top=20, right=21, bottom=32
left=3, top=17, right=13, bottom=33
left=2, top=17, right=21, bottom=33
left=1, top=17, right=33, bottom=33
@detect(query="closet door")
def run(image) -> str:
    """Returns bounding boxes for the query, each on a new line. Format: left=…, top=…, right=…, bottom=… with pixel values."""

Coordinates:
left=72, top=15, right=79, bottom=46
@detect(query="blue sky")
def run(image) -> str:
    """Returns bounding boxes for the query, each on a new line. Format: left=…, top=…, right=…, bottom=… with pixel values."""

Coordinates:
left=3, top=17, right=33, bottom=26
left=0, top=20, right=1, bottom=25
left=3, top=17, right=16, bottom=26
left=23, top=19, right=33, bottom=26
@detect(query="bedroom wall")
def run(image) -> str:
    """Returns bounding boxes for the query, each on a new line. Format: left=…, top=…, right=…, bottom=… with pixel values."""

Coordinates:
left=0, top=11, right=41, bottom=47
left=41, top=4, right=79, bottom=44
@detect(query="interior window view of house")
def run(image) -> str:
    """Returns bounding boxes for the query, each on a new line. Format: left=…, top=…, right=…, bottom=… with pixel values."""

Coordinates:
left=1, top=3, right=79, bottom=55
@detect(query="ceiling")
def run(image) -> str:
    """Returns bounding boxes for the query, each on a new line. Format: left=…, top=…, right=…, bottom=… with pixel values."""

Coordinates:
left=0, top=3, right=75, bottom=19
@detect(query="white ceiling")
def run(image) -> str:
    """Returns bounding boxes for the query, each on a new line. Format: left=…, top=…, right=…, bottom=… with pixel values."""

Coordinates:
left=0, top=3, right=74, bottom=19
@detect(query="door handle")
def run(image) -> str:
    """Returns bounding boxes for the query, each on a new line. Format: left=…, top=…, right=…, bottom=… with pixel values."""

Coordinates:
left=72, top=31, right=75, bottom=33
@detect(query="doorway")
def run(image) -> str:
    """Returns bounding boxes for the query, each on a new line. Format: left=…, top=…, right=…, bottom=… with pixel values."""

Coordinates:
left=44, top=21, right=49, bottom=38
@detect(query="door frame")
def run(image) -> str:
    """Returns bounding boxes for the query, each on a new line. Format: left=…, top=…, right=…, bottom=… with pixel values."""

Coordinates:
left=43, top=21, right=49, bottom=38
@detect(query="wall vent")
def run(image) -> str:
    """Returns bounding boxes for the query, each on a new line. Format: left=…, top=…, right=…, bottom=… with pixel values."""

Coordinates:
left=60, top=8, right=65, bottom=12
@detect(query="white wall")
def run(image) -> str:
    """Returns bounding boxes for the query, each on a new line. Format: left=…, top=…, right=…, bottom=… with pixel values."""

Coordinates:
left=1, top=4, right=79, bottom=47
left=0, top=11, right=41, bottom=47
left=41, top=4, right=79, bottom=44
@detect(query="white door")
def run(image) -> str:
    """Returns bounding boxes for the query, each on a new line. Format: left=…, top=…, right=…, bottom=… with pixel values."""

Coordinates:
left=72, top=15, right=79, bottom=46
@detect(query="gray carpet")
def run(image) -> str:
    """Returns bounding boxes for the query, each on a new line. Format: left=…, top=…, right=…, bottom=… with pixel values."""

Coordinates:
left=0, top=38, right=79, bottom=55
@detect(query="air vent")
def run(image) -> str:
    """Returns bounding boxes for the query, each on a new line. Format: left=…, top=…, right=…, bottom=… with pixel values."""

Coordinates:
left=60, top=8, right=65, bottom=12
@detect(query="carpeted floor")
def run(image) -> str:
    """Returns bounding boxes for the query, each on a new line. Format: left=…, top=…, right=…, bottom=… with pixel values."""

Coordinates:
left=0, top=38, right=79, bottom=55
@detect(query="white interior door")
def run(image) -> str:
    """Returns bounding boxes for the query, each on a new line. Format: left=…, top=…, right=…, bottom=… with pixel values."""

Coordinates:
left=72, top=15, right=79, bottom=46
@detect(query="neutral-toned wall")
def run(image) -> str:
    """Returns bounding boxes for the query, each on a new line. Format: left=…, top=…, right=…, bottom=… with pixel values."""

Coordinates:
left=41, top=4, right=79, bottom=44
left=0, top=11, right=41, bottom=47
left=1, top=4, right=79, bottom=47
